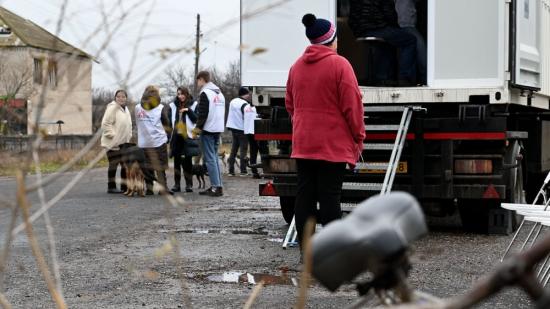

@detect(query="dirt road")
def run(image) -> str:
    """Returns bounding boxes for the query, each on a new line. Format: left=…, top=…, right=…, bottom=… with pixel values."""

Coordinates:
left=0, top=169, right=531, bottom=308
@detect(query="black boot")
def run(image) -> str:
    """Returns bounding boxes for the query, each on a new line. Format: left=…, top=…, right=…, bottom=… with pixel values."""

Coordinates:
left=184, top=171, right=193, bottom=192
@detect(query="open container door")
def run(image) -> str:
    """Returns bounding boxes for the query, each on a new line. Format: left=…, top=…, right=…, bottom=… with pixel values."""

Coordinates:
left=241, top=0, right=335, bottom=87
left=428, top=0, right=506, bottom=88
left=511, top=0, right=542, bottom=90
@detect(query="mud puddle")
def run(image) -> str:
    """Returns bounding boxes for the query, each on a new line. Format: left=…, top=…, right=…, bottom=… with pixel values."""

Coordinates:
left=205, top=272, right=298, bottom=286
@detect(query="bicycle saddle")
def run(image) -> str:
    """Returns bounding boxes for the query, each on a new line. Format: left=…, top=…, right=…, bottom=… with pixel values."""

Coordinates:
left=312, top=192, right=427, bottom=291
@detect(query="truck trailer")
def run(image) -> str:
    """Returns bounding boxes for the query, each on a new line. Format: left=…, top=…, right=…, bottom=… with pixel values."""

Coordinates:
left=241, top=0, right=550, bottom=233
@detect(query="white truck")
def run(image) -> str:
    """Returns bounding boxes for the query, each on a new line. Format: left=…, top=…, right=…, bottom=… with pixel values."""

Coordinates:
left=241, top=0, right=550, bottom=233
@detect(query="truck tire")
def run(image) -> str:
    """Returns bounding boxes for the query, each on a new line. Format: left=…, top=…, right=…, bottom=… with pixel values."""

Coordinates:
left=279, top=196, right=295, bottom=225
left=459, top=141, right=525, bottom=234
left=458, top=199, right=490, bottom=233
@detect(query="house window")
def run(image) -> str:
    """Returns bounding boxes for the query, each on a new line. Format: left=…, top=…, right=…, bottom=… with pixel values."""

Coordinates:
left=48, top=60, right=57, bottom=88
left=33, top=58, right=43, bottom=84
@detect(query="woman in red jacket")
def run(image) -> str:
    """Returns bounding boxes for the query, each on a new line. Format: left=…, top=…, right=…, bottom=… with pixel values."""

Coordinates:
left=285, top=13, right=366, bottom=248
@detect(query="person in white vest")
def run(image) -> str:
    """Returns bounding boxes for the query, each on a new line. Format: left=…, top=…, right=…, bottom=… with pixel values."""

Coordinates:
left=243, top=99, right=268, bottom=179
left=169, top=86, right=198, bottom=192
left=226, top=87, right=251, bottom=176
left=135, top=85, right=173, bottom=195
left=192, top=71, right=225, bottom=197
left=101, top=89, right=132, bottom=193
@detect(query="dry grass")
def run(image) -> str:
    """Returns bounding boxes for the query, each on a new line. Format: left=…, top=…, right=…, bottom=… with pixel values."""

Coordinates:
left=0, top=149, right=108, bottom=177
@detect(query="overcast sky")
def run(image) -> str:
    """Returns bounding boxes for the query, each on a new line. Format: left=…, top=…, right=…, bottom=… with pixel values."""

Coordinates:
left=0, top=0, right=241, bottom=95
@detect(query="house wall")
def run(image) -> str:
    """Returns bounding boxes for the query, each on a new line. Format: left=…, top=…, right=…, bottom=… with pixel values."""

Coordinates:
left=27, top=48, right=93, bottom=135
left=0, top=47, right=93, bottom=135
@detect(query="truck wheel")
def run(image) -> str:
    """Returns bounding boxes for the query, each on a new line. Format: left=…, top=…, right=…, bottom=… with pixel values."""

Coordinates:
left=458, top=199, right=490, bottom=233
left=505, top=140, right=525, bottom=231
left=279, top=196, right=295, bottom=224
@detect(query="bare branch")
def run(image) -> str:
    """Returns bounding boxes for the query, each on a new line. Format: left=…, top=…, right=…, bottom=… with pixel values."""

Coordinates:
left=0, top=292, right=12, bottom=309
left=295, top=218, right=316, bottom=309
left=16, top=172, right=67, bottom=309
left=25, top=130, right=103, bottom=192
left=13, top=149, right=106, bottom=237
left=243, top=281, right=265, bottom=309
left=32, top=150, right=64, bottom=300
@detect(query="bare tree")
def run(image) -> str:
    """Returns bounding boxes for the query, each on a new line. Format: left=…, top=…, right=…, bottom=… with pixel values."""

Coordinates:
left=91, top=88, right=115, bottom=132
left=159, top=65, right=195, bottom=100
left=0, top=53, right=33, bottom=135
left=0, top=53, right=33, bottom=100
left=0, top=1, right=289, bottom=308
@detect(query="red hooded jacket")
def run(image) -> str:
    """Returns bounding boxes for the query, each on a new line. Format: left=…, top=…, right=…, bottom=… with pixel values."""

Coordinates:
left=285, top=45, right=365, bottom=166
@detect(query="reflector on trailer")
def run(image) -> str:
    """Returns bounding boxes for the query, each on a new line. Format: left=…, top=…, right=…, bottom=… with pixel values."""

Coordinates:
left=483, top=184, right=500, bottom=199
left=261, top=181, right=277, bottom=196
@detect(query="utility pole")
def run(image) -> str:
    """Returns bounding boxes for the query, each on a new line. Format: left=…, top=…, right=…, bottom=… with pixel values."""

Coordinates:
left=193, top=14, right=201, bottom=97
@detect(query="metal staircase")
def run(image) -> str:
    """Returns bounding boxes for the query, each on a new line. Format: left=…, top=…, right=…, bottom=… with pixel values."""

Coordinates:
left=282, top=106, right=423, bottom=249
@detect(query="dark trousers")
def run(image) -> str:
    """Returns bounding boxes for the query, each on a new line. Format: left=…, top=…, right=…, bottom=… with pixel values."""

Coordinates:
left=142, top=144, right=169, bottom=192
left=294, top=159, right=346, bottom=246
left=246, top=134, right=259, bottom=175
left=228, top=129, right=248, bottom=174
left=107, top=149, right=127, bottom=190
left=364, top=26, right=417, bottom=83
left=174, top=155, right=193, bottom=188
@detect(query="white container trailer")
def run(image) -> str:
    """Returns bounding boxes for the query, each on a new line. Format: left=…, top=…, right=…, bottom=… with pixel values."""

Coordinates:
left=242, top=0, right=550, bottom=233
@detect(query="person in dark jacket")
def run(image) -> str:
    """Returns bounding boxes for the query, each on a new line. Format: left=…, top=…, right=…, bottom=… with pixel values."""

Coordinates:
left=286, top=14, right=365, bottom=248
left=169, top=86, right=198, bottom=192
left=135, top=85, right=173, bottom=195
left=348, top=0, right=418, bottom=86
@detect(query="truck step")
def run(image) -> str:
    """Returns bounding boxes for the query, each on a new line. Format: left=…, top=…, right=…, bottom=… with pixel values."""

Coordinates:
left=365, top=124, right=400, bottom=131
left=363, top=143, right=394, bottom=150
left=342, top=182, right=383, bottom=191
left=364, top=106, right=408, bottom=112
left=355, top=162, right=389, bottom=170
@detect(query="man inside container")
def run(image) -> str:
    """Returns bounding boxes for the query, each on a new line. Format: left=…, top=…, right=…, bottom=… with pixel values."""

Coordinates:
left=348, top=0, right=418, bottom=86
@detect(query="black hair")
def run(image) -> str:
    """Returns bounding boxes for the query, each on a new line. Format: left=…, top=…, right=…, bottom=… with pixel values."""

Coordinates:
left=114, top=89, right=128, bottom=99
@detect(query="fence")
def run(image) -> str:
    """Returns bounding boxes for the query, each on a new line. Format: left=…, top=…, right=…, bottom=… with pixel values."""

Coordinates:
left=0, top=135, right=95, bottom=152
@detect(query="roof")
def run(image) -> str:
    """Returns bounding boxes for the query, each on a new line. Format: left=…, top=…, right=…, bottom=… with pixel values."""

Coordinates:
left=0, top=6, right=92, bottom=59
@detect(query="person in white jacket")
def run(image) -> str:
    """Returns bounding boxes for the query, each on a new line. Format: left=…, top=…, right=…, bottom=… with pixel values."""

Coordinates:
left=101, top=89, right=132, bottom=193
left=226, top=87, right=251, bottom=176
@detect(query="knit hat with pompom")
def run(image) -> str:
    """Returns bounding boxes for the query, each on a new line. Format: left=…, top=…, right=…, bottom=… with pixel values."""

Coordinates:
left=302, top=13, right=336, bottom=45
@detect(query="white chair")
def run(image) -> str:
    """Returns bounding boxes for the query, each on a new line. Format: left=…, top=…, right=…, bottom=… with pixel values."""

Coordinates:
left=501, top=171, right=550, bottom=262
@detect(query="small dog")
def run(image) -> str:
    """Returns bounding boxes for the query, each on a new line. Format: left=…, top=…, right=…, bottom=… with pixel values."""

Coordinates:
left=119, top=143, right=146, bottom=197
left=124, top=161, right=145, bottom=197
left=218, top=150, right=241, bottom=174
left=191, top=164, right=207, bottom=189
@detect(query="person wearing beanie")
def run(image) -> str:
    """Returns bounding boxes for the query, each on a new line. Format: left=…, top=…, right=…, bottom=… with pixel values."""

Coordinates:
left=193, top=70, right=226, bottom=197
left=348, top=0, right=418, bottom=86
left=225, top=86, right=251, bottom=176
left=135, top=85, right=173, bottom=195
left=285, top=14, right=365, bottom=249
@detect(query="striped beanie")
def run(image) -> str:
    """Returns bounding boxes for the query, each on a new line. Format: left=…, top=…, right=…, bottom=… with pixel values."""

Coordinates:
left=302, top=13, right=336, bottom=45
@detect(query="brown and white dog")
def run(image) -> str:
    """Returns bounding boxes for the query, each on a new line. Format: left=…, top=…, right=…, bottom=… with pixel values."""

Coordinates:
left=119, top=143, right=147, bottom=197
left=124, top=161, right=145, bottom=197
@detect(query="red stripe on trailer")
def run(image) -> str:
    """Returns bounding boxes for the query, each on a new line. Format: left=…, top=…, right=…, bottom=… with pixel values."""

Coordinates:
left=423, top=132, right=506, bottom=140
left=364, top=133, right=416, bottom=140
left=256, top=132, right=506, bottom=141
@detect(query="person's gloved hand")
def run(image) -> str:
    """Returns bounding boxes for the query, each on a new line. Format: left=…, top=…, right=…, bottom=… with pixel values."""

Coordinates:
left=192, top=127, right=202, bottom=139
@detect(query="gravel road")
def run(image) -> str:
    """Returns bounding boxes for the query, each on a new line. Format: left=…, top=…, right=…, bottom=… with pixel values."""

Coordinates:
left=0, top=168, right=534, bottom=308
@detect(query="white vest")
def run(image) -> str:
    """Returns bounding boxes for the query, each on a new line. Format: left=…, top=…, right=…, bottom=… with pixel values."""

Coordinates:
left=202, top=88, right=226, bottom=133
left=135, top=104, right=168, bottom=148
left=171, top=101, right=198, bottom=138
left=243, top=104, right=257, bottom=135
left=226, top=97, right=248, bottom=131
